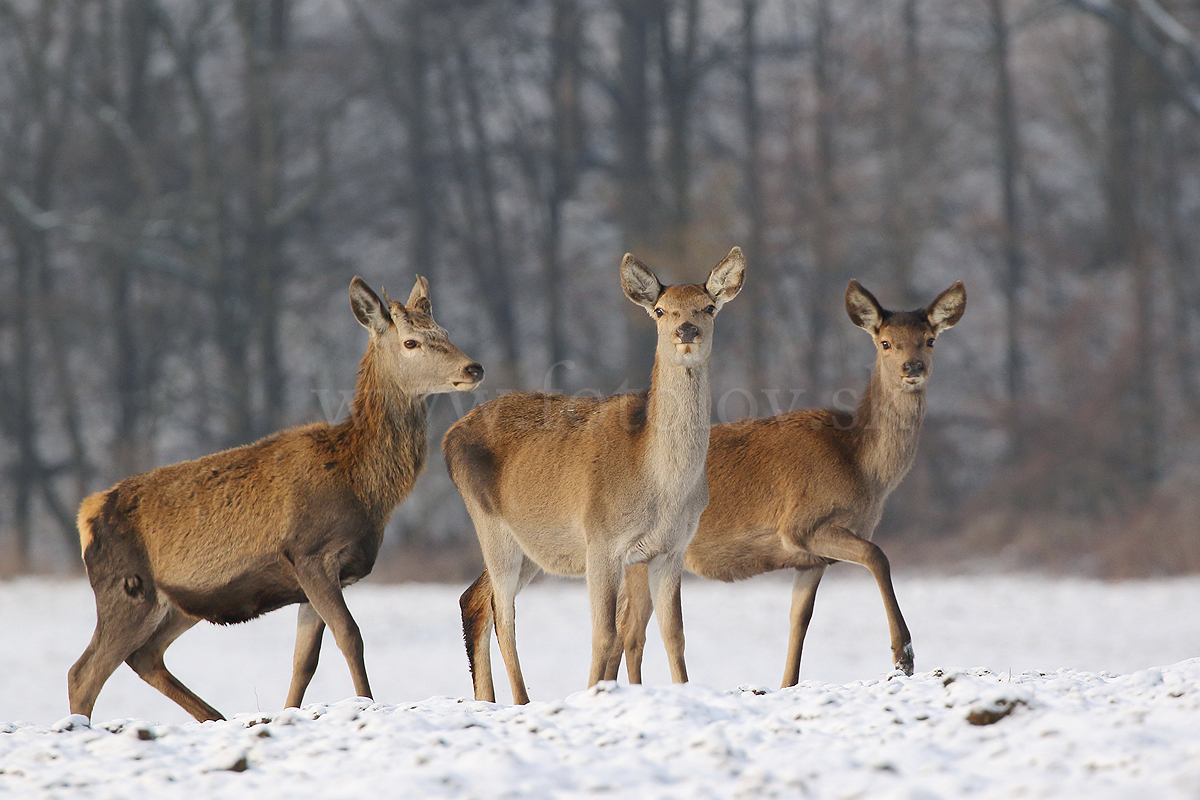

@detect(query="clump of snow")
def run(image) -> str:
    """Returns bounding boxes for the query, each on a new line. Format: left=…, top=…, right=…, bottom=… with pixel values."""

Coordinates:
left=4, top=574, right=1200, bottom=797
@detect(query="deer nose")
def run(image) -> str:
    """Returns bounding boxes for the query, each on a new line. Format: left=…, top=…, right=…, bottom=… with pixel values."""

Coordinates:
left=464, top=363, right=484, bottom=381
left=903, top=360, right=925, bottom=377
left=676, top=322, right=699, bottom=344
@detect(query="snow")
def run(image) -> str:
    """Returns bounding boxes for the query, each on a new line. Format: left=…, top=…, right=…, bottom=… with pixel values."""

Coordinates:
left=3, top=572, right=1200, bottom=798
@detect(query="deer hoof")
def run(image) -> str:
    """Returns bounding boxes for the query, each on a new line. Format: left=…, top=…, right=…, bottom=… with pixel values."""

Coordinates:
left=894, top=642, right=914, bottom=676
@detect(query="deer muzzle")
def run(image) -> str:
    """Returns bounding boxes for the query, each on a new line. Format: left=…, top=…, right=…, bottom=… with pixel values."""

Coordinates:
left=454, top=362, right=485, bottom=389
left=675, top=322, right=700, bottom=345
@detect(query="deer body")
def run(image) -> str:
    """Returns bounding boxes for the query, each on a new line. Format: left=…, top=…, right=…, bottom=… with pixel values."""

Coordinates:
left=446, top=249, right=744, bottom=704
left=618, top=280, right=966, bottom=687
left=68, top=276, right=482, bottom=723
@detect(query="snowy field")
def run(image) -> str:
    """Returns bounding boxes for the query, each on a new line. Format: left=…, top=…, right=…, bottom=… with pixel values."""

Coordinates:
left=3, top=571, right=1200, bottom=798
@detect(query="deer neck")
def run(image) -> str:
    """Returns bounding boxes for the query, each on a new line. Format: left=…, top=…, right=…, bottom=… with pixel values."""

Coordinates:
left=643, top=350, right=711, bottom=488
left=850, top=361, right=926, bottom=491
left=345, top=349, right=429, bottom=520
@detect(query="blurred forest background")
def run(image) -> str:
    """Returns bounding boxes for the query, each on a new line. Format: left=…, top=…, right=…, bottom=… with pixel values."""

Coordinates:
left=2, top=0, right=1199, bottom=579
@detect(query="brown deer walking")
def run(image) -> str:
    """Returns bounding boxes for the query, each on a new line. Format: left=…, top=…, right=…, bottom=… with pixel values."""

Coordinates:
left=68, top=276, right=482, bottom=723
left=444, top=249, right=745, bottom=704
left=615, top=279, right=966, bottom=687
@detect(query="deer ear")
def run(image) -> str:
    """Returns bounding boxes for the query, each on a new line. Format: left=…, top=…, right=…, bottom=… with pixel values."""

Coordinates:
left=350, top=276, right=392, bottom=335
left=621, top=254, right=663, bottom=312
left=407, top=275, right=432, bottom=315
left=845, top=279, right=884, bottom=332
left=926, top=281, right=966, bottom=333
left=705, top=246, right=745, bottom=310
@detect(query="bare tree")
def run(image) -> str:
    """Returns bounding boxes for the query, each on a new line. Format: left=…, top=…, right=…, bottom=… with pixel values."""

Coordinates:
left=0, top=0, right=90, bottom=567
left=545, top=0, right=585, bottom=375
left=989, top=0, right=1027, bottom=458
left=807, top=0, right=838, bottom=391
left=614, top=0, right=657, bottom=255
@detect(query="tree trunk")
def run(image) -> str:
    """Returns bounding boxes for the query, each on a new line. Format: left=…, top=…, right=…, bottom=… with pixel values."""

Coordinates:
left=11, top=234, right=37, bottom=572
left=455, top=41, right=520, bottom=372
left=545, top=0, right=584, bottom=379
left=1104, top=0, right=1156, bottom=492
left=989, top=0, right=1026, bottom=459
left=659, top=0, right=700, bottom=268
left=616, top=0, right=656, bottom=255
left=742, top=0, right=767, bottom=391
left=809, top=0, right=837, bottom=391
left=238, top=0, right=290, bottom=437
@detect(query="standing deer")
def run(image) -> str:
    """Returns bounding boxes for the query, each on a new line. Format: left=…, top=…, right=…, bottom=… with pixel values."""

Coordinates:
left=444, top=248, right=745, bottom=704
left=68, top=276, right=483, bottom=723
left=616, top=279, right=966, bottom=687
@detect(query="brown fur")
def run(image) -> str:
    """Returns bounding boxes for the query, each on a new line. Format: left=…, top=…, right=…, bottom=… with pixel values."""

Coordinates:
left=617, top=280, right=966, bottom=687
left=459, top=569, right=494, bottom=684
left=68, top=276, right=482, bottom=722
left=446, top=249, right=745, bottom=704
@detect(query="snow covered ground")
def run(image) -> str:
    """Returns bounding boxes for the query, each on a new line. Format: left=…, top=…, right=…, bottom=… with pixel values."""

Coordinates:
left=3, top=572, right=1200, bottom=798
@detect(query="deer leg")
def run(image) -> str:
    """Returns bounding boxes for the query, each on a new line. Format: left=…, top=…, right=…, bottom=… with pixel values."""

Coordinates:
left=780, top=566, right=825, bottom=688
left=285, top=602, right=326, bottom=709
left=488, top=547, right=537, bottom=705
left=806, top=527, right=913, bottom=676
left=648, top=551, right=688, bottom=684
left=460, top=570, right=497, bottom=703
left=291, top=557, right=371, bottom=700
left=585, top=546, right=622, bottom=688
left=68, top=576, right=164, bottom=721
left=125, top=606, right=223, bottom=722
left=613, top=562, right=653, bottom=684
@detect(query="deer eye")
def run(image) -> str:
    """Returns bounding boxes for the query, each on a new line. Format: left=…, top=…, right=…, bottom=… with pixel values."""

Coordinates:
left=404, top=339, right=420, bottom=349
left=654, top=308, right=665, bottom=318
left=926, top=337, right=936, bottom=348
left=703, top=305, right=716, bottom=315
left=880, top=341, right=891, bottom=350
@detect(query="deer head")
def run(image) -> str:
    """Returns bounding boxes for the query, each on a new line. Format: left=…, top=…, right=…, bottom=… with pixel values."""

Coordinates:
left=846, top=279, right=966, bottom=393
left=621, top=247, right=746, bottom=367
left=350, top=275, right=484, bottom=394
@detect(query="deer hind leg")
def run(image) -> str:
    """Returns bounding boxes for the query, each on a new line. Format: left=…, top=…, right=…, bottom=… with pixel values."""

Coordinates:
left=460, top=570, right=496, bottom=702
left=285, top=602, right=326, bottom=709
left=69, top=573, right=166, bottom=721
left=647, top=551, right=688, bottom=684
left=613, top=562, right=653, bottom=684
left=780, top=566, right=826, bottom=688
left=291, top=556, right=371, bottom=701
left=806, top=526, right=913, bottom=676
left=478, top=525, right=538, bottom=705
left=124, top=606, right=223, bottom=722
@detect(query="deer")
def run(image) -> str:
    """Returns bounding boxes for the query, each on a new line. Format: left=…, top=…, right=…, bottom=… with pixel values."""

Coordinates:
left=614, top=279, right=966, bottom=688
left=67, top=275, right=483, bottom=723
left=443, top=248, right=745, bottom=704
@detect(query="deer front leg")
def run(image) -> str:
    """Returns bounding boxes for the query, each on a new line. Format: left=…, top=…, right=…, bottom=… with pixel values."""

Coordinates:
left=124, top=606, right=221, bottom=722
left=780, top=566, right=825, bottom=688
left=613, top=562, right=653, bottom=684
left=286, top=602, right=326, bottom=708
left=585, top=546, right=622, bottom=688
left=806, top=527, right=913, bottom=676
left=648, top=550, right=688, bottom=684
left=291, top=557, right=372, bottom=700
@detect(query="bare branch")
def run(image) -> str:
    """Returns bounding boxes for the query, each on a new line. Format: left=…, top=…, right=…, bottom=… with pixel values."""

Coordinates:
left=1065, top=0, right=1200, bottom=119
left=2, top=185, right=66, bottom=231
left=267, top=112, right=332, bottom=230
